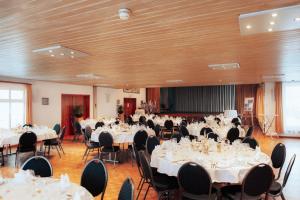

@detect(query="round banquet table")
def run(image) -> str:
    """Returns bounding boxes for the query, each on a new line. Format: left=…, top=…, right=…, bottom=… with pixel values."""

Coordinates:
left=0, top=171, right=93, bottom=200
left=150, top=139, right=270, bottom=184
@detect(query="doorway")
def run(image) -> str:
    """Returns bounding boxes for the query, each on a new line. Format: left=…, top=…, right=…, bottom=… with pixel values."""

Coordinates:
left=61, top=94, right=90, bottom=137
left=124, top=98, right=136, bottom=119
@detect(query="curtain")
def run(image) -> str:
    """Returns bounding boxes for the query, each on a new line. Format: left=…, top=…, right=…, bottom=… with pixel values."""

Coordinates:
left=26, top=84, right=33, bottom=124
left=255, top=84, right=265, bottom=129
left=146, top=88, right=160, bottom=113
left=275, top=82, right=283, bottom=133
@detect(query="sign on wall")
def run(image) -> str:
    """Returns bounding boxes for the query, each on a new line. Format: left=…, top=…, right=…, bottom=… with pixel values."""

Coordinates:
left=244, top=97, right=254, bottom=112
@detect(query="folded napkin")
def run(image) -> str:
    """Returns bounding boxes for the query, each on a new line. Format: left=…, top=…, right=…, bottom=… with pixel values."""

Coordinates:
left=60, top=174, right=71, bottom=191
left=13, top=170, right=33, bottom=183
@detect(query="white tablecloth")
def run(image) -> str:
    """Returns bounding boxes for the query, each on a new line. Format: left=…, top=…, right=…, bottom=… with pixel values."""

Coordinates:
left=150, top=139, right=270, bottom=183
left=0, top=127, right=57, bottom=146
left=91, top=124, right=155, bottom=144
left=0, top=171, right=93, bottom=200
left=80, top=118, right=116, bottom=129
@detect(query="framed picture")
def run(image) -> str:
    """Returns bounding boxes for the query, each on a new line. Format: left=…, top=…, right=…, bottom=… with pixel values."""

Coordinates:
left=42, top=97, right=49, bottom=105
left=123, top=88, right=140, bottom=94
left=244, top=97, right=254, bottom=112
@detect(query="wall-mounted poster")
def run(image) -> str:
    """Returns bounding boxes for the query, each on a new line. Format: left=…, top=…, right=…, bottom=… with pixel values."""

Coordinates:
left=123, top=88, right=140, bottom=94
left=244, top=97, right=254, bottom=112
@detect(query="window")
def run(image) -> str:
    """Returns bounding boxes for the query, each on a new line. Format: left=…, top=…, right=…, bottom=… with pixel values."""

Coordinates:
left=283, top=82, right=300, bottom=134
left=0, top=84, right=26, bottom=129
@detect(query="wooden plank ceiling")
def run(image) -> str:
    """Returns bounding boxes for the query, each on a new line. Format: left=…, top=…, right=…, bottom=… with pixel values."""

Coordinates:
left=0, top=0, right=300, bottom=88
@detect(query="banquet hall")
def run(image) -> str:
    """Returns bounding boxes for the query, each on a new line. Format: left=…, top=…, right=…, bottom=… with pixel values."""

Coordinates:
left=0, top=1, right=300, bottom=200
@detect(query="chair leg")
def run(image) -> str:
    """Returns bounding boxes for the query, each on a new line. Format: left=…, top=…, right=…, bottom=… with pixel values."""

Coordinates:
left=1, top=150, right=4, bottom=166
left=59, top=144, right=65, bottom=154
left=85, top=149, right=90, bottom=163
left=143, top=185, right=150, bottom=200
left=15, top=152, right=18, bottom=168
left=82, top=148, right=89, bottom=160
left=136, top=180, right=145, bottom=200
left=137, top=177, right=143, bottom=190
left=55, top=146, right=61, bottom=158
left=114, top=152, right=117, bottom=166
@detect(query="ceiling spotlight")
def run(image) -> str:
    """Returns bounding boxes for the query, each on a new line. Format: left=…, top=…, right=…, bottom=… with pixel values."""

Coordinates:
left=49, top=50, right=53, bottom=53
left=268, top=28, right=273, bottom=32
left=246, top=25, right=252, bottom=29
left=60, top=53, right=64, bottom=56
left=270, top=21, right=275, bottom=25
left=50, top=54, right=55, bottom=57
left=295, top=17, right=300, bottom=21
left=271, top=13, right=278, bottom=17
left=70, top=51, right=74, bottom=54
left=119, top=8, right=130, bottom=20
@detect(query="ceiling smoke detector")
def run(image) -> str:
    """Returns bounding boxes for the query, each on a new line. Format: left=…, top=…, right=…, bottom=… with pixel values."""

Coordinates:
left=119, top=8, right=130, bottom=20
left=208, top=63, right=240, bottom=70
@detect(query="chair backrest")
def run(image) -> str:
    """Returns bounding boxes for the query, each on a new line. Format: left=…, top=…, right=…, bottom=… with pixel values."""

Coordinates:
left=154, top=124, right=161, bottom=137
left=246, top=126, right=253, bottom=137
left=226, top=128, right=240, bottom=144
left=126, top=117, right=134, bottom=126
left=282, top=154, right=296, bottom=188
left=74, top=121, right=82, bottom=133
left=242, top=164, right=273, bottom=197
left=21, top=156, right=53, bottom=177
left=207, top=132, right=219, bottom=142
left=59, top=126, right=66, bottom=141
left=18, top=131, right=37, bottom=151
left=200, top=127, right=213, bottom=136
left=98, top=132, right=113, bottom=148
left=179, top=126, right=189, bottom=137
left=146, top=136, right=160, bottom=155
left=118, top=177, right=134, bottom=200
left=164, top=120, right=174, bottom=130
left=53, top=124, right=61, bottom=135
left=214, top=117, right=221, bottom=125
left=180, top=120, right=188, bottom=127
left=132, top=144, right=144, bottom=178
left=85, top=126, right=93, bottom=140
left=242, top=137, right=259, bottom=149
left=138, top=151, right=154, bottom=185
left=171, top=133, right=182, bottom=143
left=199, top=117, right=206, bottom=123
left=231, top=117, right=239, bottom=124
left=81, top=159, right=108, bottom=198
left=139, top=116, right=147, bottom=125
left=115, top=120, right=120, bottom=125
left=271, top=143, right=286, bottom=169
left=146, top=120, right=155, bottom=130
left=133, top=130, right=148, bottom=150
left=23, top=123, right=33, bottom=128
left=178, top=162, right=212, bottom=196
left=95, top=121, right=105, bottom=129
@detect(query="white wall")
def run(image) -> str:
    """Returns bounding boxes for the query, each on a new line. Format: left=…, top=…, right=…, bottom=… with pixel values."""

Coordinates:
left=264, top=82, right=276, bottom=132
left=32, top=81, right=93, bottom=127
left=96, top=87, right=146, bottom=118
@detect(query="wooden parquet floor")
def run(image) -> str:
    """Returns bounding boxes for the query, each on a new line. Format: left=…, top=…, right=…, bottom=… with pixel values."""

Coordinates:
left=0, top=128, right=299, bottom=200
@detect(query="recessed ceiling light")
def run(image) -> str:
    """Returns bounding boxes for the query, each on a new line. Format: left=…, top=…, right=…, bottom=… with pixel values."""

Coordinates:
left=166, top=80, right=183, bottom=83
left=270, top=21, right=275, bottom=25
left=246, top=25, right=252, bottom=29
left=70, top=51, right=74, bottom=54
left=208, top=63, right=240, bottom=70
left=295, top=17, right=300, bottom=21
left=32, top=45, right=88, bottom=58
left=50, top=54, right=55, bottom=57
left=272, top=13, right=278, bottom=17
left=119, top=8, right=130, bottom=20
left=60, top=53, right=64, bottom=56
left=268, top=28, right=273, bottom=32
left=49, top=50, right=53, bottom=53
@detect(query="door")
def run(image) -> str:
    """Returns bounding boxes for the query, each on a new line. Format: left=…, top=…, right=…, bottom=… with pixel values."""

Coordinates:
left=61, top=94, right=90, bottom=137
left=124, top=98, right=136, bottom=119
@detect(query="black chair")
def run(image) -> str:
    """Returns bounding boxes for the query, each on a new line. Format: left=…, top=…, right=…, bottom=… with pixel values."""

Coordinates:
left=139, top=116, right=147, bottom=126
left=132, top=145, right=145, bottom=193
left=23, top=123, right=33, bottom=128
left=118, top=177, right=134, bottom=200
left=171, top=133, right=182, bottom=143
left=214, top=117, right=221, bottom=125
left=126, top=117, right=134, bottom=126
left=0, top=147, right=4, bottom=166
left=245, top=126, right=253, bottom=138
left=44, top=125, right=66, bottom=157
left=221, top=163, right=274, bottom=200
left=81, top=159, right=108, bottom=199
left=98, top=131, right=120, bottom=165
left=82, top=126, right=100, bottom=162
left=207, top=132, right=219, bottom=142
left=231, top=117, right=240, bottom=124
left=200, top=127, right=213, bottom=136
left=242, top=137, right=259, bottom=149
left=21, top=156, right=53, bottom=177
left=15, top=131, right=37, bottom=167
left=133, top=130, right=148, bottom=151
left=178, top=162, right=217, bottom=199
left=115, top=120, right=120, bottom=125
left=271, top=143, right=286, bottom=180
left=180, top=120, right=188, bottom=127
left=226, top=127, right=240, bottom=144
left=95, top=121, right=105, bottom=129
left=146, top=136, right=160, bottom=155
left=179, top=126, right=189, bottom=137
left=137, top=151, right=178, bottom=199
left=154, top=124, right=161, bottom=138
left=162, top=120, right=174, bottom=139
left=53, top=123, right=61, bottom=135
left=147, top=119, right=155, bottom=130
left=268, top=154, right=296, bottom=200
left=73, top=121, right=82, bottom=141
